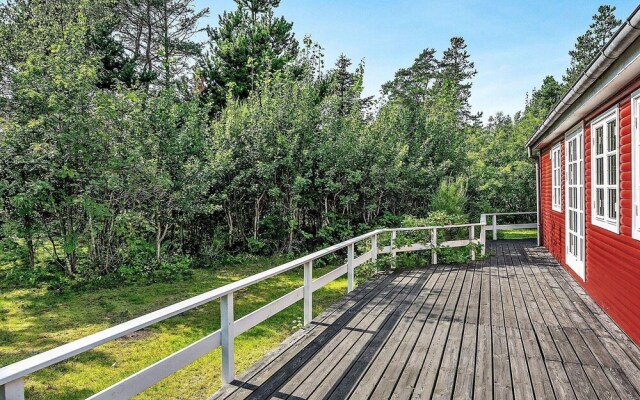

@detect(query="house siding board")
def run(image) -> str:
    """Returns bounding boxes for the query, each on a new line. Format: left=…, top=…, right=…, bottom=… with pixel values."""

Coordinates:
left=541, top=142, right=565, bottom=265
left=540, top=81, right=640, bottom=346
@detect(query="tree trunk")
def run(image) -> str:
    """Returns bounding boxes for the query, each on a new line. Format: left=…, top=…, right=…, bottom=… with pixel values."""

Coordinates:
left=25, top=234, right=35, bottom=269
left=156, top=221, right=170, bottom=263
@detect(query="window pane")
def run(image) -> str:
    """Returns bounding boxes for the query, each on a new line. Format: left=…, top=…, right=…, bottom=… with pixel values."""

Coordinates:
left=596, top=127, right=604, bottom=155
left=597, top=188, right=604, bottom=216
left=608, top=188, right=617, bottom=220
left=596, top=157, right=604, bottom=185
left=608, top=120, right=617, bottom=151
left=608, top=155, right=617, bottom=185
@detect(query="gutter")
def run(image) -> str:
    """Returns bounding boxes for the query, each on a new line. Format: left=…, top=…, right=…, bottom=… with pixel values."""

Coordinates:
left=526, top=5, right=640, bottom=152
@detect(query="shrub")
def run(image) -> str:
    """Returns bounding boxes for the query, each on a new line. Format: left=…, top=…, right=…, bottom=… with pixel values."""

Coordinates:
left=396, top=211, right=476, bottom=265
left=431, top=177, right=468, bottom=215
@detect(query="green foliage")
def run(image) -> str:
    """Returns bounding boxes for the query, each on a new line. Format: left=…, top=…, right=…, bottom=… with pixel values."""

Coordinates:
left=2, top=0, right=606, bottom=292
left=198, top=0, right=298, bottom=114
left=431, top=177, right=468, bottom=215
left=564, top=5, right=621, bottom=87
left=0, top=256, right=350, bottom=399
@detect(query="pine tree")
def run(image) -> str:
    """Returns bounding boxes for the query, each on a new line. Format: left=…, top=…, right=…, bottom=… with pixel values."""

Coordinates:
left=197, top=0, right=298, bottom=115
left=382, top=48, right=438, bottom=104
left=116, top=0, right=209, bottom=87
left=434, top=37, right=478, bottom=122
left=563, top=5, right=621, bottom=87
left=529, top=75, right=564, bottom=116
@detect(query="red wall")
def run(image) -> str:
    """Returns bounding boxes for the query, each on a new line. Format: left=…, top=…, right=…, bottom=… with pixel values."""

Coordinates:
left=539, top=81, right=640, bottom=345
left=540, top=141, right=565, bottom=265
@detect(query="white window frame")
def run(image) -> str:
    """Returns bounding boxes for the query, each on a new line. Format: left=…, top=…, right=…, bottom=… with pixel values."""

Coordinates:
left=591, top=107, right=620, bottom=234
left=632, top=90, right=640, bottom=240
left=551, top=143, right=562, bottom=212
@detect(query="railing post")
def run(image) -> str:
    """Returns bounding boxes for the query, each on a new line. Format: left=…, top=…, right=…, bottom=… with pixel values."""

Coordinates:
left=347, top=243, right=355, bottom=293
left=0, top=379, right=25, bottom=400
left=480, top=225, right=486, bottom=256
left=304, top=261, right=313, bottom=325
left=371, top=234, right=378, bottom=262
left=220, top=293, right=234, bottom=384
left=470, top=226, right=476, bottom=261
left=391, top=230, right=397, bottom=258
left=431, top=228, right=438, bottom=265
left=492, top=214, right=498, bottom=241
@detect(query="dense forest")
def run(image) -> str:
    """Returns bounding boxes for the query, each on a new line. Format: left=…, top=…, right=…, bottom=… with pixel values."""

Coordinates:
left=0, top=0, right=622, bottom=287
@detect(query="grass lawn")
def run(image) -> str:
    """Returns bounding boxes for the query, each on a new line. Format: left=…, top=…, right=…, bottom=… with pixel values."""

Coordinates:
left=0, top=256, right=351, bottom=399
left=497, top=229, right=538, bottom=240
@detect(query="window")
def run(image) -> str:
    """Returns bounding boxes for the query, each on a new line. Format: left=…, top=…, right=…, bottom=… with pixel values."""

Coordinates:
left=591, top=108, right=619, bottom=233
left=633, top=92, right=640, bottom=240
left=551, top=143, right=562, bottom=211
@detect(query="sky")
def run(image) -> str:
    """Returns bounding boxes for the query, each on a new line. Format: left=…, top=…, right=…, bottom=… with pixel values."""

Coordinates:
left=195, top=0, right=638, bottom=119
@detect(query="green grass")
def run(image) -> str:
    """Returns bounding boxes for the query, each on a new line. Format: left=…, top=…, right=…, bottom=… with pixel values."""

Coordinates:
left=0, top=255, right=351, bottom=399
left=497, top=229, right=538, bottom=240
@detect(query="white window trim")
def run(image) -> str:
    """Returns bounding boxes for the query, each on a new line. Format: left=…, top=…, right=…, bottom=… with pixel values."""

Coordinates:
left=590, top=106, right=620, bottom=234
left=551, top=143, right=562, bottom=212
left=632, top=90, right=640, bottom=240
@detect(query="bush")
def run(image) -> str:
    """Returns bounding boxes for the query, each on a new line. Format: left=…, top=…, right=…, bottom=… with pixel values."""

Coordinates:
left=117, top=255, right=193, bottom=284
left=396, top=211, right=477, bottom=265
left=431, top=177, right=468, bottom=215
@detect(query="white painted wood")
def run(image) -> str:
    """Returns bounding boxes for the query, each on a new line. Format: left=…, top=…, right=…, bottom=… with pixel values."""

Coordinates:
left=551, top=143, right=563, bottom=212
left=0, top=229, right=386, bottom=386
left=235, top=288, right=304, bottom=336
left=311, top=252, right=369, bottom=291
left=493, top=215, right=498, bottom=241
left=371, top=234, right=378, bottom=262
left=0, top=220, right=522, bottom=394
left=393, top=243, right=432, bottom=253
left=483, top=212, right=536, bottom=216
left=392, top=223, right=483, bottom=231
left=0, top=379, right=24, bottom=400
left=480, top=225, right=486, bottom=256
left=470, top=226, right=476, bottom=261
left=632, top=89, right=640, bottom=240
left=304, top=261, right=312, bottom=325
left=313, top=264, right=348, bottom=291
left=431, top=228, right=438, bottom=265
left=590, top=107, right=620, bottom=233
left=494, top=223, right=537, bottom=230
left=566, top=127, right=586, bottom=280
left=220, top=294, right=234, bottom=384
left=347, top=244, right=355, bottom=293
left=391, top=230, right=397, bottom=258
left=353, top=252, right=371, bottom=268
left=88, top=331, right=221, bottom=400
left=440, top=239, right=474, bottom=248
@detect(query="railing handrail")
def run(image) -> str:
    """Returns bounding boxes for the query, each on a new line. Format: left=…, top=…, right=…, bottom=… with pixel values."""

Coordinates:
left=480, top=211, right=538, bottom=242
left=482, top=211, right=536, bottom=216
left=0, top=228, right=384, bottom=386
left=0, top=223, right=487, bottom=398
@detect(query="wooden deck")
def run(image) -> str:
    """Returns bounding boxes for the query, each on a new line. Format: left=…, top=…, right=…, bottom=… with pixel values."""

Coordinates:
left=211, top=240, right=640, bottom=399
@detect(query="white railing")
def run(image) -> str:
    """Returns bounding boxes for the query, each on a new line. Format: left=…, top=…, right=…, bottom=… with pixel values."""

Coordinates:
left=480, top=212, right=538, bottom=241
left=0, top=224, right=486, bottom=400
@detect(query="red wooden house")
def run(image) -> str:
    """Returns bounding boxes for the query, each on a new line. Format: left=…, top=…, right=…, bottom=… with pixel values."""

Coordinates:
left=527, top=6, right=640, bottom=345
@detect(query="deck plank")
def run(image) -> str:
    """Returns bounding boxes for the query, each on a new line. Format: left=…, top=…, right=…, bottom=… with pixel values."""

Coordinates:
left=277, top=272, right=421, bottom=399
left=210, top=240, right=640, bottom=400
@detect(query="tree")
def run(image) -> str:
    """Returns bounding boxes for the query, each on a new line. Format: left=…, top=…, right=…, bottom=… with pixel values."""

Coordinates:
left=327, top=54, right=371, bottom=116
left=435, top=37, right=478, bottom=122
left=563, top=5, right=621, bottom=87
left=116, top=0, right=209, bottom=87
left=382, top=48, right=438, bottom=105
left=0, top=0, right=108, bottom=274
left=529, top=75, right=564, bottom=116
left=198, top=0, right=298, bottom=115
